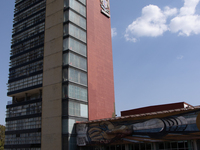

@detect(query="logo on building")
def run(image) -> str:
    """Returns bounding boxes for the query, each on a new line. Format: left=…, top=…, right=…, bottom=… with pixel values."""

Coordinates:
left=100, top=0, right=110, bottom=18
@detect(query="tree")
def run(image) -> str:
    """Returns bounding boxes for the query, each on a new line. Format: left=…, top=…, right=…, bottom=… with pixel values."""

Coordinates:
left=0, top=125, right=5, bottom=150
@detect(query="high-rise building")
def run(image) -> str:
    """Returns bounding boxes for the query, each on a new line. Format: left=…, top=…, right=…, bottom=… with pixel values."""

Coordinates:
left=5, top=0, right=115, bottom=150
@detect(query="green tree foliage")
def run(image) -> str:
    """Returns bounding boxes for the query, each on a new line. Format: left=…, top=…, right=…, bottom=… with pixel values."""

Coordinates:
left=0, top=125, right=5, bottom=150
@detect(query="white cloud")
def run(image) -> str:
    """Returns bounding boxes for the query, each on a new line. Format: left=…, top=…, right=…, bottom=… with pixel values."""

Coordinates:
left=125, top=5, right=177, bottom=42
left=177, top=55, right=184, bottom=59
left=125, top=0, right=200, bottom=42
left=169, top=0, right=200, bottom=36
left=111, top=28, right=117, bottom=37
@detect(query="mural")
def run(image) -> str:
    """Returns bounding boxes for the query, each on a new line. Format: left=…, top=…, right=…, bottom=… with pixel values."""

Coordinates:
left=76, top=110, right=200, bottom=146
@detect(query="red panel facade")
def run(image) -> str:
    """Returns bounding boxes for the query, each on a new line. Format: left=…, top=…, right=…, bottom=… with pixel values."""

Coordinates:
left=87, top=0, right=115, bottom=120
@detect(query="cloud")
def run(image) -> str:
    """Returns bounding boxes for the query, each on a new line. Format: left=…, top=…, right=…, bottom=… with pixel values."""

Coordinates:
left=177, top=55, right=184, bottom=59
left=125, top=5, right=177, bottom=41
left=111, top=28, right=117, bottom=37
left=169, top=0, right=200, bottom=36
left=125, top=0, right=200, bottom=42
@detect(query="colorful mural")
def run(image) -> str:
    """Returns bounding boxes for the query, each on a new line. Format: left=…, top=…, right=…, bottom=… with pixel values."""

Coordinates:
left=76, top=110, right=200, bottom=146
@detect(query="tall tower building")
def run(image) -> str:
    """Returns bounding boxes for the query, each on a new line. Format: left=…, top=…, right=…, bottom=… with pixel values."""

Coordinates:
left=5, top=0, right=115, bottom=150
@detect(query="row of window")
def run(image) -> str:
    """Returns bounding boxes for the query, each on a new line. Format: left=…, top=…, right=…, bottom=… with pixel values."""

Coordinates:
left=64, top=9, right=86, bottom=30
left=14, top=1, right=46, bottom=24
left=5, top=132, right=41, bottom=145
left=64, top=0, right=86, bottom=16
left=62, top=100, right=88, bottom=118
left=10, top=47, right=43, bottom=67
left=15, top=0, right=42, bottom=14
left=8, top=74, right=43, bottom=92
left=63, top=37, right=86, bottom=56
left=11, top=34, right=44, bottom=56
left=13, top=11, right=45, bottom=34
left=63, top=67, right=87, bottom=85
left=64, top=23, right=86, bottom=43
left=15, top=0, right=23, bottom=5
left=9, top=60, right=43, bottom=79
left=63, top=84, right=87, bottom=101
left=6, top=102, right=42, bottom=118
left=63, top=52, right=87, bottom=71
left=6, top=117, right=41, bottom=131
left=12, top=22, right=44, bottom=45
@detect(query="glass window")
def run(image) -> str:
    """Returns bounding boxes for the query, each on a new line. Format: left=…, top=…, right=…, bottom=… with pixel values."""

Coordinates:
left=64, top=37, right=86, bottom=56
left=63, top=24, right=68, bottom=36
left=80, top=104, right=88, bottom=117
left=69, top=101, right=80, bottom=116
left=69, top=0, right=86, bottom=17
left=62, top=119, right=68, bottom=134
left=68, top=84, right=87, bottom=101
left=63, top=38, right=69, bottom=51
left=69, top=52, right=87, bottom=70
left=64, top=11, right=69, bottom=22
left=63, top=53, right=69, bottom=66
left=63, top=69, right=68, bottom=82
left=64, top=0, right=69, bottom=8
left=68, top=119, right=76, bottom=133
left=68, top=101, right=88, bottom=117
left=69, top=10, right=86, bottom=29
left=63, top=85, right=68, bottom=98
left=68, top=23, right=86, bottom=42
left=69, top=67, right=87, bottom=85
left=62, top=101, right=68, bottom=116
left=78, top=0, right=86, bottom=5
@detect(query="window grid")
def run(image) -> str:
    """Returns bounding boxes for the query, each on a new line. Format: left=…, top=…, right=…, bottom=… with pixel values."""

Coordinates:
left=5, top=132, right=41, bottom=145
left=6, top=117, right=41, bottom=131
left=10, top=47, right=43, bottom=68
left=8, top=74, right=43, bottom=92
left=12, top=23, right=45, bottom=45
left=63, top=37, right=87, bottom=56
left=6, top=102, right=42, bottom=118
left=9, top=60, right=43, bottom=79
left=14, top=1, right=46, bottom=24
left=11, top=34, right=44, bottom=56
left=14, top=0, right=43, bottom=14
left=13, top=11, right=45, bottom=35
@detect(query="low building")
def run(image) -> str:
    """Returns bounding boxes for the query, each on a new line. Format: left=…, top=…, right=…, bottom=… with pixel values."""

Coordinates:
left=76, top=102, right=200, bottom=150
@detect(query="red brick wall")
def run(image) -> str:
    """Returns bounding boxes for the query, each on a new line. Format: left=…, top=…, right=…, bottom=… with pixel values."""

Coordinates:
left=87, top=0, right=115, bottom=120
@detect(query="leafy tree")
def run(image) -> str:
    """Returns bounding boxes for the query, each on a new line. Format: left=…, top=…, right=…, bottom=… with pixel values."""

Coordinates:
left=0, top=125, right=5, bottom=150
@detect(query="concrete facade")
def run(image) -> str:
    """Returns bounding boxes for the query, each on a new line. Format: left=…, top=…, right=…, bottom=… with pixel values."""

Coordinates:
left=41, top=0, right=64, bottom=149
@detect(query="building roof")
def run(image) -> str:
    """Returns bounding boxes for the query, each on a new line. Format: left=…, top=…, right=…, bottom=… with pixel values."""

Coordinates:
left=121, top=102, right=193, bottom=116
left=77, top=105, right=200, bottom=124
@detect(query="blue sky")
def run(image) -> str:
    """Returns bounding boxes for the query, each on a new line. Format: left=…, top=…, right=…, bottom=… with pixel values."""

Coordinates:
left=1, top=0, right=200, bottom=125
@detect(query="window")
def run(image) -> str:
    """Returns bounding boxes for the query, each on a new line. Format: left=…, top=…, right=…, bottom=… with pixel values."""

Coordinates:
left=66, top=10, right=86, bottom=29
left=63, top=85, right=68, bottom=98
left=69, top=0, right=86, bottom=17
left=63, top=37, right=86, bottom=56
left=62, top=119, right=68, bottom=134
left=68, top=101, right=88, bottom=117
left=68, top=67, right=87, bottom=85
left=68, top=84, right=87, bottom=101
left=64, top=23, right=86, bottom=42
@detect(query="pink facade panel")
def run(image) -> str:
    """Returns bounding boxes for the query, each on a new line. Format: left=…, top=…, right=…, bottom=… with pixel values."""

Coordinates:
left=87, top=0, right=115, bottom=120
